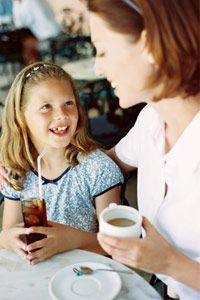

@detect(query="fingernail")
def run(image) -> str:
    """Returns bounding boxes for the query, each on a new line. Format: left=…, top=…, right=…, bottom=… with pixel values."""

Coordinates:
left=27, top=254, right=33, bottom=260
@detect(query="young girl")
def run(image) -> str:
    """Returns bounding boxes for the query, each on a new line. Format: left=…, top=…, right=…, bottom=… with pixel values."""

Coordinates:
left=0, top=62, right=123, bottom=264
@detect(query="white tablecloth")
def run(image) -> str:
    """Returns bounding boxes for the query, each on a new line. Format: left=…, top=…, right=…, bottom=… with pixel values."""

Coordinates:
left=0, top=249, right=161, bottom=300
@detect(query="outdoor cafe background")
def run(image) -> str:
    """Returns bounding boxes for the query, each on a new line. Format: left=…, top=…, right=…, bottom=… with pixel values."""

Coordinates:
left=0, top=0, right=148, bottom=286
left=0, top=0, right=145, bottom=148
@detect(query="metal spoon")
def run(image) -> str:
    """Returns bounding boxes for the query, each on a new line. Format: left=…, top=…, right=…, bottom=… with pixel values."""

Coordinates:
left=73, top=266, right=134, bottom=276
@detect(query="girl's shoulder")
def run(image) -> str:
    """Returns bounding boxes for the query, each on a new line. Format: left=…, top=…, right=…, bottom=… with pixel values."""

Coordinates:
left=1, top=170, right=36, bottom=200
left=75, top=150, right=124, bottom=188
left=78, top=149, right=115, bottom=165
left=78, top=149, right=123, bottom=176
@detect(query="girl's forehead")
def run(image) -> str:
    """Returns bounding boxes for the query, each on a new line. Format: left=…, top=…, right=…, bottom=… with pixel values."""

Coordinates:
left=26, top=78, right=75, bottom=101
left=29, top=77, right=72, bottom=91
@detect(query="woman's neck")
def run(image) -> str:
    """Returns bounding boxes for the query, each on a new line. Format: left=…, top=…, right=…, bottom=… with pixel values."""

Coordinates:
left=150, top=95, right=200, bottom=152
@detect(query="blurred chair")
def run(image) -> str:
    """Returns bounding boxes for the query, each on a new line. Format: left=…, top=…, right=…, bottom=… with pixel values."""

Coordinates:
left=0, top=27, right=23, bottom=86
left=88, top=103, right=146, bottom=149
left=42, top=34, right=95, bottom=63
left=60, top=8, right=88, bottom=36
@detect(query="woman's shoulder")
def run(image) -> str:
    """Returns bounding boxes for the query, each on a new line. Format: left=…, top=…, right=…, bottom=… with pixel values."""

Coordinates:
left=126, top=104, right=162, bottom=137
left=137, top=104, right=160, bottom=123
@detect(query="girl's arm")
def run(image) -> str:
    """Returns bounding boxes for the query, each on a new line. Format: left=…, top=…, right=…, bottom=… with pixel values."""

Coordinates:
left=21, top=185, right=122, bottom=264
left=2, top=198, right=23, bottom=228
left=95, top=184, right=121, bottom=219
left=0, top=199, right=30, bottom=260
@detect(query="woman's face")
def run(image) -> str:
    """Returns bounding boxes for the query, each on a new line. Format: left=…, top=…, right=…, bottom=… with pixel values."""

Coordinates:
left=90, top=13, right=155, bottom=108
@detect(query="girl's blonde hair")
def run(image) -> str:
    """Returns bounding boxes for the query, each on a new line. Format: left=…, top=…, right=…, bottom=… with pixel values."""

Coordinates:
left=0, top=62, right=97, bottom=190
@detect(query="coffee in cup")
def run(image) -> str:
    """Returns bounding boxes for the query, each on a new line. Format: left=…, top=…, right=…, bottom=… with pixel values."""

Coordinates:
left=99, top=203, right=142, bottom=238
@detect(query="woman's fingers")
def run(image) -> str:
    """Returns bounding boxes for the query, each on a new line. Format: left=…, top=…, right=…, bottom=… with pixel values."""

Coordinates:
left=0, top=166, right=8, bottom=178
left=0, top=180, right=7, bottom=191
left=97, top=232, right=140, bottom=250
left=0, top=167, right=9, bottom=189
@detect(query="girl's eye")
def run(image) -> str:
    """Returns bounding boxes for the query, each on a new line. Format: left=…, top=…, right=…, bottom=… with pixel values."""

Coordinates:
left=40, top=104, right=50, bottom=111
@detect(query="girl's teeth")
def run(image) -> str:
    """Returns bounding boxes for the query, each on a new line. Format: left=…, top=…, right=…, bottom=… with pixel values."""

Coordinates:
left=50, top=126, right=67, bottom=134
left=53, top=127, right=66, bottom=131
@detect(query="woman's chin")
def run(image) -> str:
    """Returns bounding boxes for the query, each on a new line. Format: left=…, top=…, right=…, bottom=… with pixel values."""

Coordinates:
left=118, top=92, right=144, bottom=108
left=118, top=98, right=137, bottom=109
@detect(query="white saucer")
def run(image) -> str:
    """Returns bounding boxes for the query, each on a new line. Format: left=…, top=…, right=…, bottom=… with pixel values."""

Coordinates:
left=49, top=261, right=122, bottom=300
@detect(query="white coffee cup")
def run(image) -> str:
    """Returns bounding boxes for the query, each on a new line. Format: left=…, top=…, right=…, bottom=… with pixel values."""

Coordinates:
left=99, top=203, right=142, bottom=238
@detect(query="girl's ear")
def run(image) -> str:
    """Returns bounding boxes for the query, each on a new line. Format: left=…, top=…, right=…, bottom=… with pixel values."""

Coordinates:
left=140, top=30, right=155, bottom=65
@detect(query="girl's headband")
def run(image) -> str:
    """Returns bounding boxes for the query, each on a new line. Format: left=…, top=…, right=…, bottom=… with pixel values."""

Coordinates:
left=122, top=0, right=142, bottom=15
left=25, top=63, right=49, bottom=79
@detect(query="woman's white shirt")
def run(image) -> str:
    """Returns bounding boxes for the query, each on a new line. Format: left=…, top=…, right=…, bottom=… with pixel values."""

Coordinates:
left=115, top=105, right=200, bottom=300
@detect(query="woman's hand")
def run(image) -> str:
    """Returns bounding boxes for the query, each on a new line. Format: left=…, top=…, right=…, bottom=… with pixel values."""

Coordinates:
left=97, top=217, right=177, bottom=275
left=98, top=217, right=200, bottom=292
left=0, top=166, right=9, bottom=190
left=0, top=223, right=31, bottom=262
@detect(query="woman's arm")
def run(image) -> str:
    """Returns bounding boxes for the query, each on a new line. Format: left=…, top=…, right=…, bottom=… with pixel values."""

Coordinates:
left=169, top=248, right=200, bottom=292
left=0, top=166, right=9, bottom=189
left=106, top=147, right=135, bottom=174
left=97, top=217, right=200, bottom=292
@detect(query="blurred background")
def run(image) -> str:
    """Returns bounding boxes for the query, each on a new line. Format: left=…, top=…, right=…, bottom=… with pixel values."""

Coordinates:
left=0, top=0, right=151, bottom=281
left=0, top=0, right=146, bottom=207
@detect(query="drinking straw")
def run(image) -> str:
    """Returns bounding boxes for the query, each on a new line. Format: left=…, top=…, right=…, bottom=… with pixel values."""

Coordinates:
left=37, top=148, right=47, bottom=200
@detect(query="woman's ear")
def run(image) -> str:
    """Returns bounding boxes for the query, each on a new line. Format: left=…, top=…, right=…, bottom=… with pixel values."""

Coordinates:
left=140, top=30, right=155, bottom=65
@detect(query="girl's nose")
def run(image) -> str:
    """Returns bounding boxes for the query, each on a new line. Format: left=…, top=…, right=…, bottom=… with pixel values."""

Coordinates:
left=53, top=109, right=68, bottom=121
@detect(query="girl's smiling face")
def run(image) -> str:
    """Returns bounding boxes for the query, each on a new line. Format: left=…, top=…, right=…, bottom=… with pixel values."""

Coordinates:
left=23, top=78, right=78, bottom=152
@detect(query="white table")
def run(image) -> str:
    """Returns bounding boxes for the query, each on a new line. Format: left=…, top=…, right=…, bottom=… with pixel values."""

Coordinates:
left=0, top=249, right=161, bottom=300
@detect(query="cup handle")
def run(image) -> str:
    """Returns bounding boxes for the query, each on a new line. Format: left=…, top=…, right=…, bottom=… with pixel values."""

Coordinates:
left=109, top=203, right=118, bottom=208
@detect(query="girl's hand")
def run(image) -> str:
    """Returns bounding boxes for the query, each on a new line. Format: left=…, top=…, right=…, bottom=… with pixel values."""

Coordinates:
left=97, top=217, right=177, bottom=275
left=0, top=166, right=9, bottom=190
left=0, top=224, right=31, bottom=262
left=23, top=222, right=72, bottom=264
